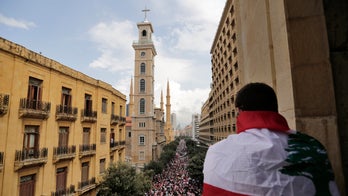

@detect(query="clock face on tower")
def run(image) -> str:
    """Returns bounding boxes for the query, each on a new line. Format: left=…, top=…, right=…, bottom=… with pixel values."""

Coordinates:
left=141, top=52, right=146, bottom=57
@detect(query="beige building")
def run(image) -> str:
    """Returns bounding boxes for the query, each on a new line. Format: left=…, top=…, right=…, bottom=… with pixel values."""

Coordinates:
left=128, top=15, right=170, bottom=169
left=199, top=0, right=347, bottom=194
left=0, top=37, right=126, bottom=196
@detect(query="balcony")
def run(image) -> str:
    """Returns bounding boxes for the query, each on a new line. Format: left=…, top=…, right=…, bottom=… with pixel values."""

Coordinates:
left=56, top=105, right=78, bottom=121
left=0, top=152, right=4, bottom=172
left=14, top=148, right=48, bottom=171
left=0, top=94, right=9, bottom=116
left=19, top=98, right=51, bottom=119
left=110, top=141, right=119, bottom=152
left=79, top=144, right=96, bottom=158
left=119, top=116, right=126, bottom=126
left=51, top=185, right=75, bottom=196
left=81, top=109, right=97, bottom=123
left=53, top=145, right=76, bottom=163
left=110, top=114, right=120, bottom=125
left=77, top=177, right=96, bottom=195
left=119, top=140, right=126, bottom=149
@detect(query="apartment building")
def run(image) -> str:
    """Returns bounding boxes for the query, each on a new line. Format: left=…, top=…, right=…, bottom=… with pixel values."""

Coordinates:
left=201, top=0, right=347, bottom=193
left=207, top=0, right=241, bottom=143
left=0, top=37, right=126, bottom=196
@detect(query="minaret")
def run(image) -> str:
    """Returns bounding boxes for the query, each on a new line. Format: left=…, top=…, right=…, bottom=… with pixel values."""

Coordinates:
left=165, top=81, right=172, bottom=142
left=166, top=81, right=171, bottom=125
left=160, top=90, right=164, bottom=112
left=129, top=78, right=134, bottom=116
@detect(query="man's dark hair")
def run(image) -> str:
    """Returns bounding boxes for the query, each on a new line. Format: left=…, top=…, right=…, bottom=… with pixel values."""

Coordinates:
left=235, top=82, right=278, bottom=112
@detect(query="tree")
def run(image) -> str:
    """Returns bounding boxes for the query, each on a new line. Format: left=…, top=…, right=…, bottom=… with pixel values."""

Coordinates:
left=97, top=162, right=152, bottom=196
left=144, top=160, right=163, bottom=175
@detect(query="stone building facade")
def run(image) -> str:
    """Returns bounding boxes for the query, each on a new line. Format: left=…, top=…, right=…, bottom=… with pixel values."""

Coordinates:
left=0, top=37, right=126, bottom=196
left=199, top=0, right=347, bottom=193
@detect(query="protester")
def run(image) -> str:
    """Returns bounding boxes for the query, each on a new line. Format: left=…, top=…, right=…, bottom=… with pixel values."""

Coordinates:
left=146, top=139, right=201, bottom=196
left=203, top=82, right=340, bottom=196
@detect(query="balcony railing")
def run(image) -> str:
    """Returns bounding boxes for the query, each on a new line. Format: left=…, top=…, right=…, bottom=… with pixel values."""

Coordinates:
left=0, top=152, right=4, bottom=172
left=79, top=144, right=96, bottom=158
left=56, top=105, right=78, bottom=121
left=119, top=116, right=126, bottom=126
left=110, top=141, right=119, bottom=152
left=77, top=177, right=96, bottom=195
left=119, top=140, right=126, bottom=149
left=19, top=98, right=51, bottom=119
left=0, top=94, right=9, bottom=116
left=53, top=145, right=76, bottom=163
left=81, top=109, right=97, bottom=123
left=14, top=148, right=48, bottom=171
left=110, top=114, right=120, bottom=125
left=51, top=185, right=75, bottom=196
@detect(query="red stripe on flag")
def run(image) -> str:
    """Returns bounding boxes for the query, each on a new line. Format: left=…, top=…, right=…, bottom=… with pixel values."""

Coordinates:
left=203, top=183, right=247, bottom=196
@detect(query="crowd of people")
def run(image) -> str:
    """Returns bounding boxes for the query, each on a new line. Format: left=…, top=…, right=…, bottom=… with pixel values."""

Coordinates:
left=146, top=139, right=201, bottom=196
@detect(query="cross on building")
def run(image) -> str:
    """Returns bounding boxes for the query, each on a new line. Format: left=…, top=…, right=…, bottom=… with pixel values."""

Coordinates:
left=142, top=7, right=150, bottom=22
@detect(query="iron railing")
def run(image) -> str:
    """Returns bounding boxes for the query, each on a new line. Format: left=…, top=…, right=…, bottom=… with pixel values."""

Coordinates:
left=51, top=185, right=75, bottom=196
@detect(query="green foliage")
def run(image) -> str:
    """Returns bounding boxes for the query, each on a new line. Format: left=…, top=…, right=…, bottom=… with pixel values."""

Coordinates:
left=144, top=160, right=163, bottom=175
left=280, top=132, right=334, bottom=196
left=187, top=150, right=206, bottom=187
left=97, top=162, right=152, bottom=196
left=182, top=138, right=208, bottom=188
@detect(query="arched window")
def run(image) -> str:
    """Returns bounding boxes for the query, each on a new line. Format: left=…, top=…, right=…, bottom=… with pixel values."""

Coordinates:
left=140, top=79, right=145, bottom=92
left=140, top=63, right=146, bottom=74
left=142, top=30, right=147, bottom=37
left=140, top=98, right=145, bottom=114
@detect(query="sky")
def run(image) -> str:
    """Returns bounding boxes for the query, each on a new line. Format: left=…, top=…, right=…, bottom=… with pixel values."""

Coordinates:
left=0, top=0, right=226, bottom=127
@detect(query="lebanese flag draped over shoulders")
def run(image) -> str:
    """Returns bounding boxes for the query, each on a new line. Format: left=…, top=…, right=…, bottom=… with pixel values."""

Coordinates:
left=203, top=111, right=340, bottom=196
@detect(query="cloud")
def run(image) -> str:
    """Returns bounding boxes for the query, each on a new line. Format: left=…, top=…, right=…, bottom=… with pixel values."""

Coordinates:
left=88, top=20, right=136, bottom=71
left=167, top=81, right=209, bottom=126
left=86, top=1, right=225, bottom=126
left=0, top=14, right=36, bottom=29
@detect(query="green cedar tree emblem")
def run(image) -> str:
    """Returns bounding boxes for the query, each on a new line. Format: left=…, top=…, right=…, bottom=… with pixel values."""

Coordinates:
left=280, top=132, right=335, bottom=196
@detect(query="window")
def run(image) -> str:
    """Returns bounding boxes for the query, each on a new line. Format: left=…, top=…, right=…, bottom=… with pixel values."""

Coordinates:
left=102, top=98, right=107, bottom=113
left=84, top=94, right=92, bottom=114
left=140, top=79, right=145, bottom=92
left=58, top=127, right=69, bottom=147
left=56, top=167, right=67, bottom=192
left=99, top=159, right=106, bottom=174
left=140, top=63, right=146, bottom=74
left=128, top=132, right=131, bottom=137
left=82, top=128, right=90, bottom=145
left=100, top=128, right=106, bottom=143
left=139, top=135, right=145, bottom=145
left=81, top=162, right=89, bottom=183
left=142, top=30, right=147, bottom=37
left=139, top=151, right=145, bottom=160
left=23, top=126, right=39, bottom=156
left=141, top=52, right=145, bottom=57
left=27, top=77, right=43, bottom=109
left=139, top=122, right=145, bottom=127
left=110, top=129, right=115, bottom=146
left=139, top=98, right=145, bottom=114
left=61, top=87, right=72, bottom=112
left=119, top=105, right=123, bottom=117
left=20, top=174, right=36, bottom=196
left=111, top=102, right=115, bottom=115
